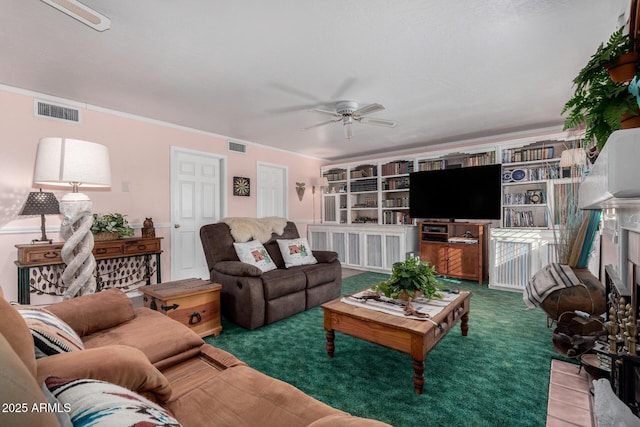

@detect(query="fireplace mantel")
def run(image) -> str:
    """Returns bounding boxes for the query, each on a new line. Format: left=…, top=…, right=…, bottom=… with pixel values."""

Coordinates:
left=579, top=129, right=640, bottom=210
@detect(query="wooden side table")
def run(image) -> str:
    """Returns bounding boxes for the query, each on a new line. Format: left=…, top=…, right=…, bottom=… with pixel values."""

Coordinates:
left=140, top=278, right=222, bottom=337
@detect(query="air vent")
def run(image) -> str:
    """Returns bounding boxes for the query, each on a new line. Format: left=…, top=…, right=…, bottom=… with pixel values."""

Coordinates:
left=34, top=100, right=81, bottom=123
left=228, top=140, right=247, bottom=154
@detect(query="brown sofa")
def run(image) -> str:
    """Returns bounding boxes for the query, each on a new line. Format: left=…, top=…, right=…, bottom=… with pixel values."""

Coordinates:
left=0, top=288, right=390, bottom=427
left=200, top=221, right=341, bottom=329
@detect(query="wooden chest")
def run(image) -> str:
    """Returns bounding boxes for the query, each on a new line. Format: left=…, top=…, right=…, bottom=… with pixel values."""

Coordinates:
left=140, top=278, right=222, bottom=337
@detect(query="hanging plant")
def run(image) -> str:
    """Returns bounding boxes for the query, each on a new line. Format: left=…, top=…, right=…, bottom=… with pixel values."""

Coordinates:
left=562, top=27, right=640, bottom=150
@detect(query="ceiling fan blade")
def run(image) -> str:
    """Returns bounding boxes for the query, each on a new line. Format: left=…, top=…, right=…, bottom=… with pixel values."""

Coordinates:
left=353, top=103, right=385, bottom=117
left=303, top=119, right=341, bottom=130
left=358, top=117, right=397, bottom=128
left=330, top=77, right=357, bottom=99
left=310, top=108, right=342, bottom=118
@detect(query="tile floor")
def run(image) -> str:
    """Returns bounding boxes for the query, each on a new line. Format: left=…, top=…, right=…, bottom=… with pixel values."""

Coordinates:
left=546, top=359, right=595, bottom=427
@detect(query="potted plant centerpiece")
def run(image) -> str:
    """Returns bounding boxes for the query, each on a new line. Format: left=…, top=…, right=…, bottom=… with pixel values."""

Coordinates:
left=372, top=255, right=442, bottom=315
left=562, top=27, right=640, bottom=151
left=91, top=213, right=134, bottom=240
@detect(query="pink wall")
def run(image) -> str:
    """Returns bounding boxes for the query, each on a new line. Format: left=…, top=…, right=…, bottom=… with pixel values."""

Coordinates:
left=0, top=87, right=326, bottom=303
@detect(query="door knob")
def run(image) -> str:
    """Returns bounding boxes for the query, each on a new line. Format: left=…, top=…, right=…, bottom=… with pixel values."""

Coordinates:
left=174, top=224, right=181, bottom=228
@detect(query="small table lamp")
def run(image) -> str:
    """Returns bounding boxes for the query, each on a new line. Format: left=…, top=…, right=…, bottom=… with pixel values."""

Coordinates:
left=33, top=137, right=111, bottom=300
left=19, top=189, right=60, bottom=244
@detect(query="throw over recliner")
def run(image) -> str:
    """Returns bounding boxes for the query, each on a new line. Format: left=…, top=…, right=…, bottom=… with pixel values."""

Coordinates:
left=200, top=221, right=341, bottom=329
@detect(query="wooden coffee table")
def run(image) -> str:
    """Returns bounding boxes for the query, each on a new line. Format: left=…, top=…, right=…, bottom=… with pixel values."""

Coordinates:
left=321, top=290, right=470, bottom=394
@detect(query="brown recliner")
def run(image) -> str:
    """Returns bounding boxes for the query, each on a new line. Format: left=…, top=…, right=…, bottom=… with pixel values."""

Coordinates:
left=200, top=221, right=341, bottom=329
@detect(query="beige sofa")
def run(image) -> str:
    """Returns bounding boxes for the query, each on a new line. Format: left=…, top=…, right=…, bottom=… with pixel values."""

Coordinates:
left=0, top=288, right=390, bottom=427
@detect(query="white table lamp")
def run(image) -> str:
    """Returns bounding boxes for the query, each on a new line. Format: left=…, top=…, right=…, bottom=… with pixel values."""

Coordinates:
left=33, top=137, right=111, bottom=299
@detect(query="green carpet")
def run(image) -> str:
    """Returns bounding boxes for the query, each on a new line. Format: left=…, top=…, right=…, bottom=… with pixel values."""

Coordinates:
left=205, top=272, right=567, bottom=427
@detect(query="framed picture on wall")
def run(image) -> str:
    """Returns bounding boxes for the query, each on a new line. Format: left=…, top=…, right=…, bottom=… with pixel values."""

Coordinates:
left=233, top=176, right=250, bottom=196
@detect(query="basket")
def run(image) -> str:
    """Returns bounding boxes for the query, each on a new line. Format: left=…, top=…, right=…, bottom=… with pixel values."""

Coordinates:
left=94, top=231, right=119, bottom=241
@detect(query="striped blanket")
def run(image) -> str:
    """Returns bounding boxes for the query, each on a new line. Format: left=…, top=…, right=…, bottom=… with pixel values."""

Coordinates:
left=523, top=263, right=581, bottom=309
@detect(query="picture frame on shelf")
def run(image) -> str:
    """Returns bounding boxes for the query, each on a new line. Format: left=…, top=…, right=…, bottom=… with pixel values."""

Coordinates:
left=527, top=190, right=544, bottom=204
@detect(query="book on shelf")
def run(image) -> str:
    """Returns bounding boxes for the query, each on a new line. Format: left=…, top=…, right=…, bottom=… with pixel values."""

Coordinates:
left=464, top=151, right=496, bottom=167
left=502, top=146, right=554, bottom=163
left=418, top=159, right=447, bottom=171
left=323, top=170, right=346, bottom=181
left=503, top=208, right=544, bottom=227
left=383, top=211, right=412, bottom=225
left=350, top=179, right=377, bottom=192
left=382, top=176, right=410, bottom=190
left=381, top=161, right=414, bottom=176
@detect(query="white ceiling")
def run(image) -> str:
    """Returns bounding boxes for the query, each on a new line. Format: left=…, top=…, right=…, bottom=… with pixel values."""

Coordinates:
left=0, top=1, right=630, bottom=161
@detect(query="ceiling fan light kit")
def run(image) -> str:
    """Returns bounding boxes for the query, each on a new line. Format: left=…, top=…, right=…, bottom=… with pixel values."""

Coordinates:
left=343, top=116, right=353, bottom=139
left=306, top=100, right=397, bottom=139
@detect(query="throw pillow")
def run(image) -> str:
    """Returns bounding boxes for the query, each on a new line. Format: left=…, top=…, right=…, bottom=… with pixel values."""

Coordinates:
left=276, top=238, right=318, bottom=268
left=233, top=239, right=277, bottom=272
left=44, top=377, right=181, bottom=427
left=18, top=308, right=84, bottom=359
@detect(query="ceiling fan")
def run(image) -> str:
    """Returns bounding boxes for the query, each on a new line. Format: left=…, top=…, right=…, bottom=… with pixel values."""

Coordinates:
left=304, top=100, right=397, bottom=139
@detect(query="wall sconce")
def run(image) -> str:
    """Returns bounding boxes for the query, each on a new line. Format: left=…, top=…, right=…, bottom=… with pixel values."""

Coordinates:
left=33, top=137, right=111, bottom=299
left=311, top=176, right=329, bottom=224
left=296, top=182, right=306, bottom=201
left=19, top=189, right=60, bottom=244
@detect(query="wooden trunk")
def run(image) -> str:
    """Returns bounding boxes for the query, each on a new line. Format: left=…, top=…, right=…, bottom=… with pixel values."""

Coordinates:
left=141, top=278, right=222, bottom=337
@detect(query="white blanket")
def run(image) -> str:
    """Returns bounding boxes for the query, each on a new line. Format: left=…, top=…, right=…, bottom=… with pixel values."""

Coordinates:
left=221, top=217, right=288, bottom=243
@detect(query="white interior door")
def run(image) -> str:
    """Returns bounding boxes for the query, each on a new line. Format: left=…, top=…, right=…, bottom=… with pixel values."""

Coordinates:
left=257, top=162, right=287, bottom=218
left=171, top=148, right=225, bottom=280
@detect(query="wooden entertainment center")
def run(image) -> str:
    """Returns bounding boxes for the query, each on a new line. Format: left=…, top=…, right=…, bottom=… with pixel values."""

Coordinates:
left=418, top=221, right=488, bottom=284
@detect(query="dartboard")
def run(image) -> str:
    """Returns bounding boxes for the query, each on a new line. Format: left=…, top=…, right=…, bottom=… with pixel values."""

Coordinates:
left=233, top=177, right=250, bottom=196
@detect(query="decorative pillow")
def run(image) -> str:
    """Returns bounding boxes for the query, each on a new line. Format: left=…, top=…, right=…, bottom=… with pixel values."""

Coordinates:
left=41, top=383, right=73, bottom=427
left=18, top=308, right=84, bottom=359
left=233, top=239, right=277, bottom=272
left=276, top=238, right=318, bottom=268
left=44, top=377, right=181, bottom=427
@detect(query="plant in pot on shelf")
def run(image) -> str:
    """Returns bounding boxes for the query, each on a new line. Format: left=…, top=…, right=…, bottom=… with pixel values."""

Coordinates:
left=91, top=213, right=134, bottom=241
left=371, top=255, right=442, bottom=317
left=562, top=27, right=640, bottom=151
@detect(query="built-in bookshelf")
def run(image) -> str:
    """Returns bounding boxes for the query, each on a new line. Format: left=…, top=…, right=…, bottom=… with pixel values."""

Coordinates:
left=317, top=131, right=585, bottom=293
left=500, top=139, right=583, bottom=229
left=380, top=160, right=413, bottom=225
left=319, top=135, right=582, bottom=230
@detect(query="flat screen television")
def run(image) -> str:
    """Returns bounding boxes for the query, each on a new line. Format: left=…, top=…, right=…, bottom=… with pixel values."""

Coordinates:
left=409, top=164, right=502, bottom=220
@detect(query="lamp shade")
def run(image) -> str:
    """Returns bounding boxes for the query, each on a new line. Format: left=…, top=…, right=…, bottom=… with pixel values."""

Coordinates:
left=19, top=190, right=59, bottom=216
left=312, top=176, right=329, bottom=187
left=33, top=137, right=111, bottom=188
left=559, top=148, right=586, bottom=168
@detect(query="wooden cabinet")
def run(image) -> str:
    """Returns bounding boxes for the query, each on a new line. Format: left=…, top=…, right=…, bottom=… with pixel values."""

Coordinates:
left=418, top=222, right=488, bottom=284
